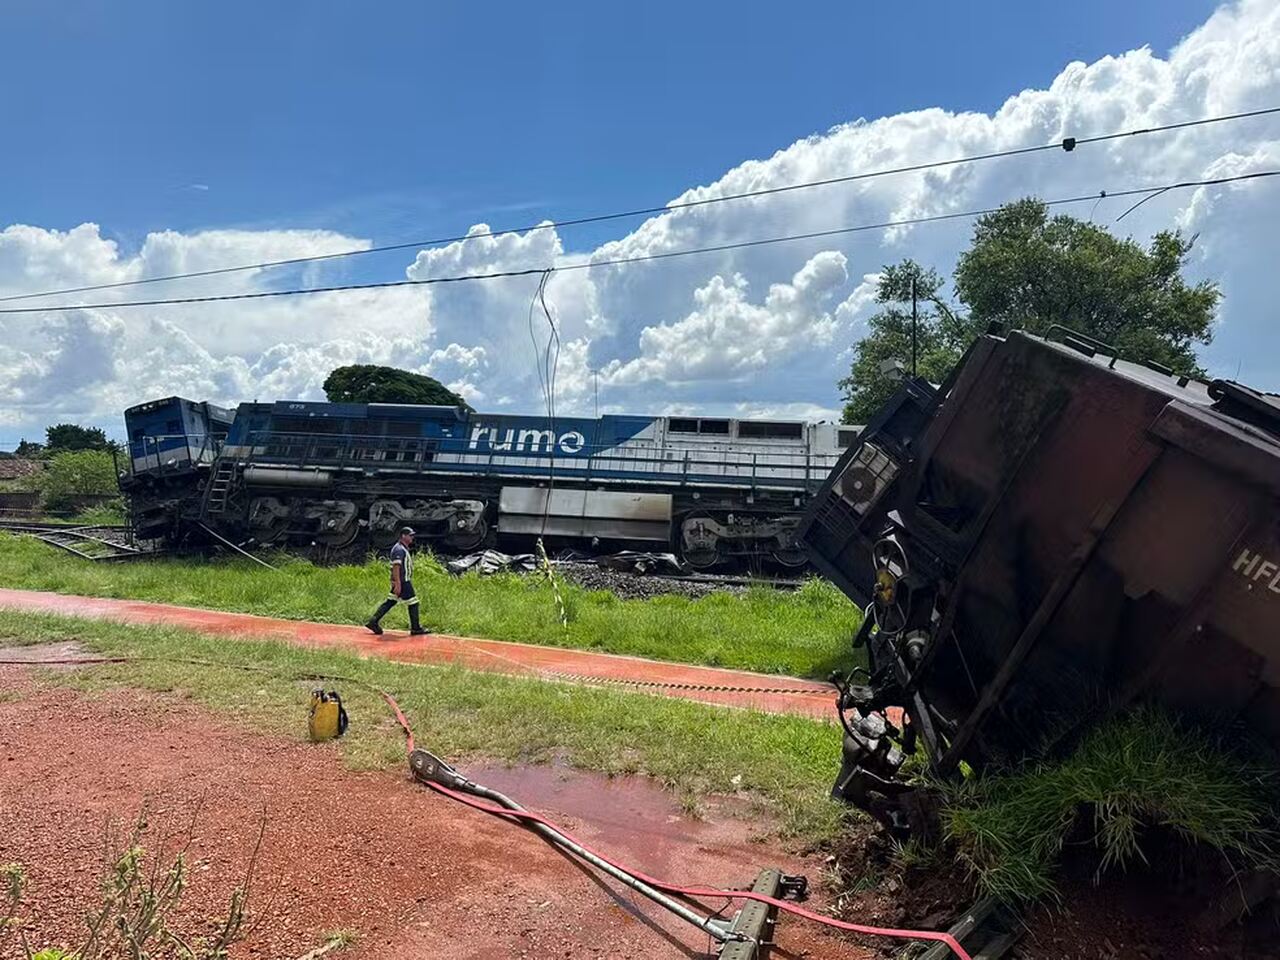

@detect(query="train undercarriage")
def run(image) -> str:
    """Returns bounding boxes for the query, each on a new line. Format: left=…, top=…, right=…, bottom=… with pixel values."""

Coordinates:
left=122, top=461, right=814, bottom=569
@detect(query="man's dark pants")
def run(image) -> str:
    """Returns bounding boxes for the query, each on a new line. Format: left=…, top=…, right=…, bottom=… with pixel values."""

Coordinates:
left=369, top=581, right=422, bottom=632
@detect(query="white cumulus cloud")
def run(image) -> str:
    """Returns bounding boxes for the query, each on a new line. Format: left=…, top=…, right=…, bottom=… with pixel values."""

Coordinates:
left=2, top=0, right=1280, bottom=443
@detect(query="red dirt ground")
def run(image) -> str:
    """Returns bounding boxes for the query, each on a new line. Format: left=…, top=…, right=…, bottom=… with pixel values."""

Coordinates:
left=0, top=661, right=875, bottom=960
left=0, top=587, right=836, bottom=721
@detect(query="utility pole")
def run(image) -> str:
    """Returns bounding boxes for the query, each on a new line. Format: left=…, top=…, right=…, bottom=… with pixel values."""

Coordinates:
left=591, top=368, right=600, bottom=419
left=910, top=277, right=918, bottom=378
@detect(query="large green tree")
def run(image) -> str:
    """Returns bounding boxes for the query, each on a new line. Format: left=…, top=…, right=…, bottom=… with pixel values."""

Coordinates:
left=841, top=200, right=1219, bottom=423
left=45, top=423, right=112, bottom=453
left=323, top=365, right=472, bottom=409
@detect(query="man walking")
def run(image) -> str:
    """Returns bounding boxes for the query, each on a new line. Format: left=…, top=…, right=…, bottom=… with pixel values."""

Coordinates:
left=366, top=526, right=428, bottom=636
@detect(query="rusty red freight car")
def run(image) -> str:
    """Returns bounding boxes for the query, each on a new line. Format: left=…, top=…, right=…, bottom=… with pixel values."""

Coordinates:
left=799, top=327, right=1279, bottom=831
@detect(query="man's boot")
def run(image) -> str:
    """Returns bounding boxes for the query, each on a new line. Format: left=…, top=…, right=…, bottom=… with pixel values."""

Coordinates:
left=366, top=599, right=395, bottom=636
left=408, top=602, right=428, bottom=636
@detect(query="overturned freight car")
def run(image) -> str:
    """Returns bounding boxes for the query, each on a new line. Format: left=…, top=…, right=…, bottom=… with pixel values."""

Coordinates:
left=799, top=327, right=1280, bottom=832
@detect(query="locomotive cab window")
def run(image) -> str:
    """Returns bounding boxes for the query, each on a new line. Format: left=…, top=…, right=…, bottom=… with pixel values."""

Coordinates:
left=838, top=428, right=860, bottom=448
left=669, top=418, right=698, bottom=433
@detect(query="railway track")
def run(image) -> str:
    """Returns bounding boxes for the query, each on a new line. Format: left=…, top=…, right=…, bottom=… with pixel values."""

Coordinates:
left=919, top=896, right=1020, bottom=960
left=647, top=571, right=804, bottom=590
left=0, top=521, right=150, bottom=561
left=0, top=518, right=127, bottom=532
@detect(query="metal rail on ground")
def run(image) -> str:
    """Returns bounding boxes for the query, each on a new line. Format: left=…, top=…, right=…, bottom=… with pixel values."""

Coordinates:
left=0, top=518, right=127, bottom=531
left=0, top=523, right=150, bottom=562
left=918, top=896, right=1020, bottom=960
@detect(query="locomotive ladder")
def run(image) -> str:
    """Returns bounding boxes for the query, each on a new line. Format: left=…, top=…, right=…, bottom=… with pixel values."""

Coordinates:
left=201, top=459, right=238, bottom=518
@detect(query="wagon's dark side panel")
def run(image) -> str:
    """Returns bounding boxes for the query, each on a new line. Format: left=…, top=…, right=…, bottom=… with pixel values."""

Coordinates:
left=801, top=329, right=1280, bottom=777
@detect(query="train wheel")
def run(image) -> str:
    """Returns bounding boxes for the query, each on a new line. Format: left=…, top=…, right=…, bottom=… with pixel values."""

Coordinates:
left=682, top=543, right=723, bottom=570
left=444, top=516, right=488, bottom=553
left=316, top=521, right=361, bottom=548
left=679, top=511, right=723, bottom=570
left=770, top=548, right=809, bottom=568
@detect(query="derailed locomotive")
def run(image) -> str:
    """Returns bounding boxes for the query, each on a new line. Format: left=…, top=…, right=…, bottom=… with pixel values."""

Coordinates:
left=799, top=327, right=1280, bottom=833
left=118, top=397, right=849, bottom=567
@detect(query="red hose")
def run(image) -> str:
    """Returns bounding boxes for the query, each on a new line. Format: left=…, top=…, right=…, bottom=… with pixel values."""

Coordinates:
left=1, top=655, right=971, bottom=960
left=417, top=776, right=971, bottom=960
left=370, top=684, right=972, bottom=960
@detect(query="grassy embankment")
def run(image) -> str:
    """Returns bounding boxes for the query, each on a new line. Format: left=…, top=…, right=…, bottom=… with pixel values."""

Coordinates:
left=943, top=707, right=1280, bottom=902
left=0, top=535, right=858, bottom=678
left=0, top=611, right=849, bottom=841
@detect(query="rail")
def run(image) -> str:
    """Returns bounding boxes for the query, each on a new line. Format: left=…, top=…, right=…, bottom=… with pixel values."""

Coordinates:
left=2, top=524, right=150, bottom=562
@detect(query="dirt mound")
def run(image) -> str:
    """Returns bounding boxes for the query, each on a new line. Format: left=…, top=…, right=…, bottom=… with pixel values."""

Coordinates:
left=822, top=821, right=1280, bottom=959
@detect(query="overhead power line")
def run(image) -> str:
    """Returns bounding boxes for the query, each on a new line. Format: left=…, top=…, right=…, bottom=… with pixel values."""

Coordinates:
left=0, top=170, right=1275, bottom=316
left=2, top=106, right=1278, bottom=306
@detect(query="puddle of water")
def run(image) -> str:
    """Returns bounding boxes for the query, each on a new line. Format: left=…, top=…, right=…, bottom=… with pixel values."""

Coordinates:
left=467, top=760, right=691, bottom=838
left=457, top=759, right=809, bottom=907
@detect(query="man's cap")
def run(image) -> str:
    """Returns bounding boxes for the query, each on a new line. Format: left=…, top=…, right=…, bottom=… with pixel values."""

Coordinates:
left=400, top=526, right=416, bottom=536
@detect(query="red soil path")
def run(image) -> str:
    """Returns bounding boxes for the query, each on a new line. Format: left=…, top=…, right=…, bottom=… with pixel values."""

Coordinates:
left=0, top=587, right=837, bottom=721
left=0, top=665, right=869, bottom=960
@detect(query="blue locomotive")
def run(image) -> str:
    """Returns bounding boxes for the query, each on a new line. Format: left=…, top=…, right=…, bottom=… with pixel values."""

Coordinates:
left=119, top=396, right=852, bottom=567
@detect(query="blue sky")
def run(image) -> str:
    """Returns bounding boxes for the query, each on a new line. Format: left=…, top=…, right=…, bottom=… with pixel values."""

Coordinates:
left=3, top=0, right=1277, bottom=446
left=2, top=0, right=1216, bottom=257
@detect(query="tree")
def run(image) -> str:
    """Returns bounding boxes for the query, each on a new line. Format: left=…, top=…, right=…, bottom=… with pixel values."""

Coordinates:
left=13, top=439, right=44, bottom=458
left=45, top=423, right=111, bottom=453
left=839, top=261, right=979, bottom=424
left=40, top=450, right=119, bottom=511
left=954, top=199, right=1218, bottom=374
left=323, top=365, right=472, bottom=409
left=840, top=200, right=1219, bottom=423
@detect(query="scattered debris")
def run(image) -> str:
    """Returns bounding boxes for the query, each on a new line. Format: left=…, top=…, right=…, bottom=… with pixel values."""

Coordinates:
left=445, top=549, right=539, bottom=575
left=593, top=550, right=685, bottom=575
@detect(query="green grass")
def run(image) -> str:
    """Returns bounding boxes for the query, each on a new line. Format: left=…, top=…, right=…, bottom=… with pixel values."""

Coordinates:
left=0, top=610, right=850, bottom=843
left=943, top=707, right=1280, bottom=903
left=67, top=500, right=127, bottom=526
left=0, top=535, right=858, bottom=678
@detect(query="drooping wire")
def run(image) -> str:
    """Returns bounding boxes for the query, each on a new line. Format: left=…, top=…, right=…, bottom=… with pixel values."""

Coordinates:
left=2, top=107, right=1278, bottom=306
left=539, top=273, right=561, bottom=450
left=1087, top=190, right=1107, bottom=221
left=527, top=271, right=550, bottom=424
left=527, top=269, right=568, bottom=630
left=0, top=169, right=1276, bottom=316
left=535, top=269, right=562, bottom=534
left=1115, top=185, right=1172, bottom=222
